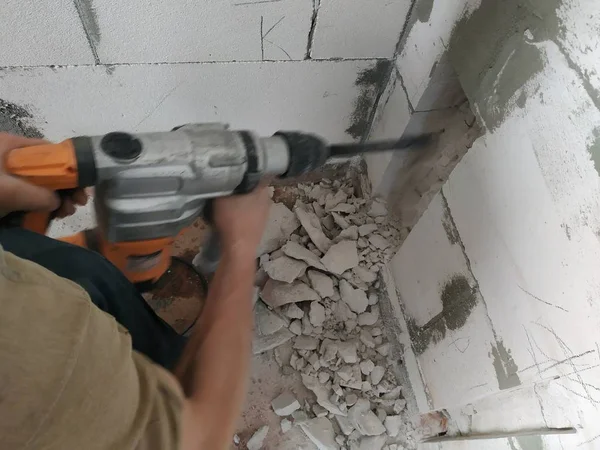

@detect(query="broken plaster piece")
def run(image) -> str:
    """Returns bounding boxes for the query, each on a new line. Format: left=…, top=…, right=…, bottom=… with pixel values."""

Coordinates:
left=272, top=392, right=301, bottom=416
left=321, top=241, right=359, bottom=275
left=309, top=302, right=327, bottom=327
left=253, top=328, right=294, bottom=354
left=339, top=280, right=368, bottom=314
left=282, top=241, right=327, bottom=271
left=258, top=202, right=300, bottom=255
left=261, top=279, right=319, bottom=308
left=302, top=374, right=347, bottom=416
left=295, top=203, right=332, bottom=253
left=247, top=425, right=269, bottom=450
left=255, top=301, right=286, bottom=335
left=358, top=434, right=387, bottom=450
left=298, top=417, right=340, bottom=450
left=308, top=270, right=335, bottom=298
left=368, top=234, right=391, bottom=250
left=348, top=399, right=386, bottom=436
left=263, top=256, right=308, bottom=283
left=358, top=224, right=378, bottom=236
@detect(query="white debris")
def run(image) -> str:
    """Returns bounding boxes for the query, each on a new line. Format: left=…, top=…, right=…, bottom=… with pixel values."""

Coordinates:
left=370, top=366, right=385, bottom=385
left=368, top=201, right=387, bottom=218
left=325, top=191, right=348, bottom=211
left=255, top=302, right=286, bottom=335
left=360, top=329, right=376, bottom=348
left=339, top=280, right=368, bottom=314
left=272, top=392, right=301, bottom=416
left=289, top=320, right=302, bottom=335
left=353, top=266, right=377, bottom=283
left=318, top=371, right=331, bottom=384
left=358, top=308, right=379, bottom=326
left=368, top=235, right=391, bottom=250
left=358, top=224, right=378, bottom=236
left=384, top=415, right=403, bottom=437
left=393, top=399, right=407, bottom=414
left=308, top=270, right=335, bottom=298
left=282, top=241, right=327, bottom=270
left=259, top=202, right=300, bottom=255
left=302, top=374, right=347, bottom=416
left=321, top=241, right=359, bottom=275
left=368, top=293, right=379, bottom=306
left=335, top=416, right=355, bottom=436
left=263, top=256, right=308, bottom=283
left=360, top=360, right=375, bottom=375
left=310, top=302, right=327, bottom=327
left=298, top=417, right=340, bottom=450
left=261, top=280, right=319, bottom=308
left=247, top=425, right=269, bottom=450
left=337, top=340, right=359, bottom=364
left=331, top=212, right=350, bottom=229
left=233, top=433, right=241, bottom=445
left=282, top=303, right=305, bottom=319
left=294, top=336, right=320, bottom=351
left=348, top=399, right=386, bottom=436
left=295, top=203, right=332, bottom=253
left=253, top=329, right=294, bottom=354
left=358, top=435, right=387, bottom=450
left=280, top=419, right=293, bottom=434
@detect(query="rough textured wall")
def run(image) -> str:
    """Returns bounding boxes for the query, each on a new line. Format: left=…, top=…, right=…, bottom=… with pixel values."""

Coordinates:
left=0, top=0, right=413, bottom=142
left=385, top=0, right=600, bottom=448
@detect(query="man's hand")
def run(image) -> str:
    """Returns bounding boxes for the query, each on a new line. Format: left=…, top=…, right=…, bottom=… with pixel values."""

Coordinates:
left=0, top=133, right=87, bottom=218
left=213, top=183, right=271, bottom=257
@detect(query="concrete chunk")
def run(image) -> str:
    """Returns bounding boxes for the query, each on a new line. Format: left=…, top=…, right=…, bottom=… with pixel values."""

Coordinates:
left=348, top=399, right=386, bottom=436
left=339, top=280, right=368, bottom=314
left=263, top=256, right=308, bottom=283
left=307, top=270, right=335, bottom=298
left=310, top=302, right=327, bottom=327
left=255, top=301, right=286, bottom=335
left=299, top=417, right=340, bottom=450
left=282, top=303, right=305, bottom=319
left=331, top=212, right=350, bottom=229
left=321, top=241, right=359, bottom=275
left=253, top=329, right=294, bottom=354
left=261, top=279, right=320, bottom=308
left=295, top=203, right=332, bottom=253
left=370, top=366, right=385, bottom=385
left=368, top=201, right=387, bottom=217
left=383, top=415, right=403, bottom=437
left=368, top=234, right=391, bottom=250
left=258, top=202, right=300, bottom=255
left=335, top=226, right=359, bottom=242
left=353, top=266, right=377, bottom=283
left=247, top=425, right=269, bottom=450
left=294, top=336, right=319, bottom=350
left=358, top=224, right=378, bottom=236
left=358, top=435, right=387, bottom=450
left=337, top=340, right=359, bottom=364
left=272, top=392, right=301, bottom=416
left=302, top=374, right=347, bottom=416
left=282, top=241, right=327, bottom=270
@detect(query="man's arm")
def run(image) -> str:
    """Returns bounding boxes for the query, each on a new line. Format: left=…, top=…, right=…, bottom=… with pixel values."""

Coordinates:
left=175, top=186, right=270, bottom=450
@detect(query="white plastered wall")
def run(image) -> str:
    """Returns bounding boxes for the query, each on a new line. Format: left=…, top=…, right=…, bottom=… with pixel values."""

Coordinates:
left=370, top=0, right=600, bottom=448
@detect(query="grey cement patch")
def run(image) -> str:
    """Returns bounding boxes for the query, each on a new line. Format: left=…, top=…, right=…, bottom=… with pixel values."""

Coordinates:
left=516, top=435, right=545, bottom=450
left=73, top=0, right=101, bottom=63
left=346, top=60, right=392, bottom=140
left=491, top=340, right=521, bottom=390
left=407, top=274, right=478, bottom=355
left=0, top=99, right=43, bottom=138
left=442, top=203, right=461, bottom=245
left=588, top=128, right=600, bottom=177
left=415, top=0, right=434, bottom=23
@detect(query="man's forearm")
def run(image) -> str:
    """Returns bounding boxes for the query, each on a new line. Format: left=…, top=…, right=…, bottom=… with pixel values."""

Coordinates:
left=175, top=247, right=256, bottom=449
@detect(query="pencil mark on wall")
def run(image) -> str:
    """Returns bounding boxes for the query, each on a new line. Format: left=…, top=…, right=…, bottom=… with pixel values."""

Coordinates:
left=518, top=285, right=569, bottom=312
left=578, top=434, right=600, bottom=447
left=260, top=16, right=286, bottom=60
left=449, top=337, right=470, bottom=354
left=468, top=382, right=488, bottom=390
left=234, top=0, right=282, bottom=5
left=134, top=82, right=184, bottom=130
left=264, top=39, right=292, bottom=60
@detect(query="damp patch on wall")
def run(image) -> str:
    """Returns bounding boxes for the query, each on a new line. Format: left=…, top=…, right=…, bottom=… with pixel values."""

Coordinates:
left=0, top=99, right=43, bottom=138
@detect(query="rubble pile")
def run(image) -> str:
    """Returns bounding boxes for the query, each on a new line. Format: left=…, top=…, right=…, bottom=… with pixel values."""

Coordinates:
left=250, top=179, right=416, bottom=450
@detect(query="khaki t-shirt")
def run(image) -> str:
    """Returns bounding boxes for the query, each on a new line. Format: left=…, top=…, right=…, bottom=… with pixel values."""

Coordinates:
left=0, top=247, right=184, bottom=449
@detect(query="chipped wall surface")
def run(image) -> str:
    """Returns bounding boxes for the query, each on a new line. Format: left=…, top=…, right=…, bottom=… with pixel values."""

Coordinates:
left=383, top=0, right=600, bottom=448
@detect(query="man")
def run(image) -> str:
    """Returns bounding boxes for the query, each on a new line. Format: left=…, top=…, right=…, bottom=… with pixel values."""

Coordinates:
left=0, top=133, right=269, bottom=449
